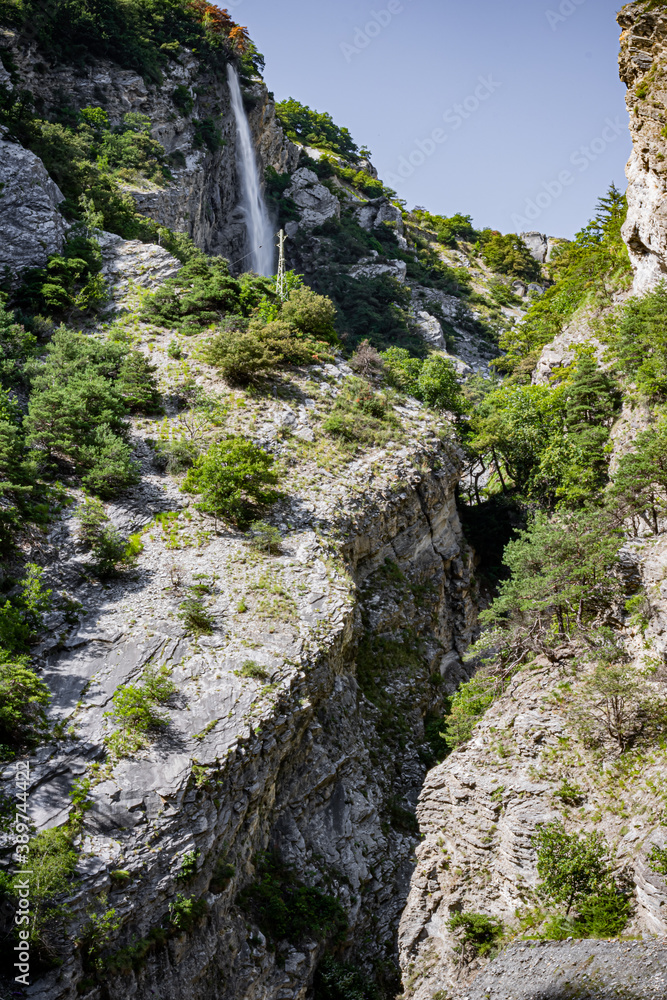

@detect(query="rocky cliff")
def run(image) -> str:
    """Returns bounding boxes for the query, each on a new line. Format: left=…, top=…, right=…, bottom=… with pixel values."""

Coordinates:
left=619, top=0, right=667, bottom=293
left=0, top=255, right=479, bottom=998
left=0, top=29, right=297, bottom=274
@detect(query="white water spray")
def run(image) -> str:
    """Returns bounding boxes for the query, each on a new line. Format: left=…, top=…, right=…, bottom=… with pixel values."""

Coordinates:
left=227, top=64, right=275, bottom=276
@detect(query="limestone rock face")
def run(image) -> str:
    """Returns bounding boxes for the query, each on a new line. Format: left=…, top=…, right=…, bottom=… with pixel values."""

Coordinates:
left=398, top=641, right=667, bottom=999
left=618, top=2, right=667, bottom=292
left=0, top=134, right=69, bottom=278
left=355, top=198, right=404, bottom=237
left=0, top=362, right=478, bottom=1000
left=520, top=231, right=548, bottom=263
left=97, top=232, right=182, bottom=303
left=286, top=167, right=341, bottom=229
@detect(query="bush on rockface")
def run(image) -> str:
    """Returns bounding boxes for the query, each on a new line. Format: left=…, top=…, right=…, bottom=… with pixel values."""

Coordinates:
left=104, top=665, right=176, bottom=757
left=313, top=957, right=381, bottom=1000
left=477, top=231, right=542, bottom=283
left=182, top=437, right=280, bottom=526
left=497, top=185, right=631, bottom=377
left=14, top=231, right=107, bottom=321
left=75, top=498, right=143, bottom=577
left=531, top=822, right=632, bottom=938
left=275, top=98, right=360, bottom=159
left=0, top=295, right=39, bottom=387
left=447, top=912, right=504, bottom=961
left=322, top=377, right=401, bottom=448
left=237, top=851, right=347, bottom=946
left=610, top=415, right=667, bottom=534
left=381, top=347, right=464, bottom=413
left=24, top=328, right=144, bottom=497
left=0, top=660, right=50, bottom=754
left=140, top=257, right=273, bottom=334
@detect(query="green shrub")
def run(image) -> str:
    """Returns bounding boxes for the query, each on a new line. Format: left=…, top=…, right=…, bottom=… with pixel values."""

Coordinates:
left=104, top=665, right=176, bottom=756
left=152, top=438, right=201, bottom=474
left=497, top=185, right=631, bottom=376
left=237, top=851, right=347, bottom=945
left=265, top=166, right=300, bottom=227
left=209, top=858, right=235, bottom=893
left=648, top=844, right=667, bottom=878
left=238, top=660, right=270, bottom=680
left=605, top=284, right=667, bottom=401
left=203, top=323, right=286, bottom=383
left=533, top=822, right=615, bottom=915
left=193, top=117, right=222, bottom=153
left=76, top=498, right=141, bottom=577
left=412, top=208, right=479, bottom=247
left=79, top=425, right=140, bottom=499
left=275, top=98, right=360, bottom=159
left=178, top=595, right=215, bottom=637
left=246, top=520, right=282, bottom=555
left=1, top=826, right=78, bottom=944
left=116, top=349, right=161, bottom=414
left=0, top=295, right=39, bottom=387
left=475, top=510, right=623, bottom=663
left=25, top=327, right=140, bottom=497
left=280, top=286, right=338, bottom=344
left=313, top=956, right=381, bottom=1000
left=0, top=563, right=52, bottom=654
left=570, top=662, right=667, bottom=754
left=182, top=437, right=280, bottom=525
left=447, top=912, right=504, bottom=960
left=14, top=232, right=107, bottom=320
left=610, top=415, right=667, bottom=533
left=0, top=660, right=50, bottom=754
left=140, top=257, right=272, bottom=334
left=168, top=893, right=208, bottom=932
left=381, top=348, right=463, bottom=412
left=176, top=850, right=199, bottom=882
left=322, top=377, right=399, bottom=449
left=441, top=672, right=497, bottom=749
left=477, top=231, right=542, bottom=282
left=172, top=85, right=194, bottom=116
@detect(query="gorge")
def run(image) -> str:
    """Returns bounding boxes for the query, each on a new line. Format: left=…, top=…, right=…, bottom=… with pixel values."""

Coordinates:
left=0, top=3, right=667, bottom=1000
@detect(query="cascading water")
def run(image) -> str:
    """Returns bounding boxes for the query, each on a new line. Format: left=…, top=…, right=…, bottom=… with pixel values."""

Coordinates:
left=226, top=64, right=275, bottom=277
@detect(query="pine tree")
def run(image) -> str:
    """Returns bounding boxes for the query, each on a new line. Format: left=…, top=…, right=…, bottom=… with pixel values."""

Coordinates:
left=117, top=349, right=161, bottom=414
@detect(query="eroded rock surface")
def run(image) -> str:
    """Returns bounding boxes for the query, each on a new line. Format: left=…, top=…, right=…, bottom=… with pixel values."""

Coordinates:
left=0, top=132, right=68, bottom=278
left=619, top=1, right=667, bottom=292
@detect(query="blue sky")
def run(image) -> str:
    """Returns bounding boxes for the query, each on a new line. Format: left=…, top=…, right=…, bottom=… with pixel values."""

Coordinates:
left=230, top=0, right=631, bottom=239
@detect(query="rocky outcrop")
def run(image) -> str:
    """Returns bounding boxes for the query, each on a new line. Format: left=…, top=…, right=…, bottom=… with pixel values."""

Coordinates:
left=0, top=131, right=69, bottom=279
left=285, top=167, right=340, bottom=231
left=98, top=231, right=182, bottom=303
left=398, top=637, right=667, bottom=999
left=619, top=1, right=667, bottom=292
left=0, top=333, right=477, bottom=999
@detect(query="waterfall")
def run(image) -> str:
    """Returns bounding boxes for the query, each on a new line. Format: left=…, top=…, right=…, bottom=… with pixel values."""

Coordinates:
left=226, top=64, right=275, bottom=277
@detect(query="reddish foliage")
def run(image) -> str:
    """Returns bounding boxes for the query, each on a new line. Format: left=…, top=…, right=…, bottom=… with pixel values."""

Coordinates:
left=228, top=23, right=250, bottom=51
left=187, top=1, right=234, bottom=35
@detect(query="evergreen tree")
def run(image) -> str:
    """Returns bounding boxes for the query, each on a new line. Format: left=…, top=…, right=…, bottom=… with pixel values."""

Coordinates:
left=117, top=349, right=161, bottom=413
left=610, top=417, right=667, bottom=534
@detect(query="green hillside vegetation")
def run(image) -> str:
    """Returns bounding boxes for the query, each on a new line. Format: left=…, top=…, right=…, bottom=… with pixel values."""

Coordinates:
left=0, top=0, right=262, bottom=82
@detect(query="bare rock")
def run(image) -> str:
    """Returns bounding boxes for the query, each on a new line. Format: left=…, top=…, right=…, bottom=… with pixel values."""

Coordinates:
left=98, top=231, right=181, bottom=303
left=286, top=167, right=341, bottom=229
left=0, top=134, right=68, bottom=278
left=618, top=2, right=667, bottom=292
